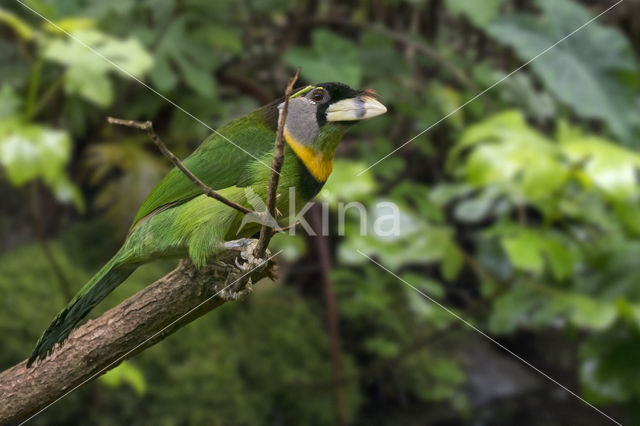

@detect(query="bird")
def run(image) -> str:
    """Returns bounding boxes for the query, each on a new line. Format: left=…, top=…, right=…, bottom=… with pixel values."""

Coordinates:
left=27, top=82, right=387, bottom=367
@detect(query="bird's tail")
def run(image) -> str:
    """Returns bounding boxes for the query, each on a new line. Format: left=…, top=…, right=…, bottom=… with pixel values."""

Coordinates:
left=27, top=250, right=136, bottom=367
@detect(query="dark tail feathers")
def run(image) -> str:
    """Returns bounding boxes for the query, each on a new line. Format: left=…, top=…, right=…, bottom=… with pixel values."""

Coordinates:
left=27, top=255, right=135, bottom=367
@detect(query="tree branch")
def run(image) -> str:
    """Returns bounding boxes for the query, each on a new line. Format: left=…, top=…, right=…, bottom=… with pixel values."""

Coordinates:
left=255, top=68, right=300, bottom=257
left=106, top=117, right=254, bottom=216
left=0, top=239, right=277, bottom=424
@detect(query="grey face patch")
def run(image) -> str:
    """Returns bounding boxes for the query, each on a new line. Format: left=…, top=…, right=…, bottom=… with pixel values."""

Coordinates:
left=279, top=97, right=320, bottom=146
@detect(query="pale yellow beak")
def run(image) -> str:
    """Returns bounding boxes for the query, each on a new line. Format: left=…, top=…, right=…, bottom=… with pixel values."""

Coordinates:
left=326, top=96, right=387, bottom=122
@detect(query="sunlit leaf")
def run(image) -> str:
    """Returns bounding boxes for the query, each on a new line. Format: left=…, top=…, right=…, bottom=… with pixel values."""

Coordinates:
left=488, top=0, right=640, bottom=144
left=449, top=110, right=568, bottom=210
left=99, top=361, right=147, bottom=395
left=501, top=231, right=544, bottom=275
left=43, top=28, right=153, bottom=107
left=43, top=17, right=94, bottom=33
left=0, top=117, right=84, bottom=210
left=559, top=131, right=640, bottom=201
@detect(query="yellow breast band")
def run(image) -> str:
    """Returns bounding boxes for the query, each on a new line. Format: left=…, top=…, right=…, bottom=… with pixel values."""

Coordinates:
left=284, top=129, right=333, bottom=182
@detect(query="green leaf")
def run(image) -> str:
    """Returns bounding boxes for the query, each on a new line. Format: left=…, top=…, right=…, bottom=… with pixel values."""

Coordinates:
left=557, top=293, right=617, bottom=330
left=0, top=118, right=69, bottom=185
left=359, top=30, right=409, bottom=79
left=64, top=66, right=113, bottom=107
left=320, top=160, right=376, bottom=205
left=0, top=117, right=83, bottom=210
left=43, top=17, right=95, bottom=34
left=441, top=240, right=464, bottom=282
left=198, top=26, right=243, bottom=54
left=444, top=0, right=504, bottom=28
left=340, top=205, right=456, bottom=271
left=492, top=72, right=556, bottom=123
left=489, top=285, right=545, bottom=333
left=450, top=110, right=568, bottom=211
left=363, top=337, right=401, bottom=359
left=487, top=0, right=640, bottom=144
left=453, top=188, right=498, bottom=223
left=560, top=132, right=640, bottom=201
left=490, top=284, right=616, bottom=333
left=402, top=273, right=445, bottom=299
left=502, top=231, right=544, bottom=275
left=285, top=29, right=362, bottom=88
left=0, top=85, right=22, bottom=118
left=99, top=362, right=146, bottom=395
left=149, top=17, right=217, bottom=97
left=179, top=59, right=217, bottom=98
left=500, top=227, right=575, bottom=279
left=43, top=28, right=153, bottom=107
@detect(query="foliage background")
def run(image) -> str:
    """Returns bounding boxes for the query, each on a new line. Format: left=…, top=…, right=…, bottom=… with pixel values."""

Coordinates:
left=1, top=0, right=640, bottom=424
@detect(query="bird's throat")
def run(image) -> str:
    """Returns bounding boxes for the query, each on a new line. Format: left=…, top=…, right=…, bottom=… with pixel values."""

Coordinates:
left=284, top=129, right=333, bottom=182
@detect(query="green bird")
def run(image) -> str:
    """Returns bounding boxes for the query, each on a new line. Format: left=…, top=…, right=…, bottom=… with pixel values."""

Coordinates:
left=27, top=82, right=387, bottom=367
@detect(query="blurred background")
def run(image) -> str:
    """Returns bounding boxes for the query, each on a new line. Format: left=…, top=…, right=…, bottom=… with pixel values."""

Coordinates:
left=1, top=0, right=640, bottom=424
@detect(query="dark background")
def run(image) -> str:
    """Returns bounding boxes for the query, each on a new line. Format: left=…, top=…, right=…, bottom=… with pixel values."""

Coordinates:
left=1, top=0, right=639, bottom=424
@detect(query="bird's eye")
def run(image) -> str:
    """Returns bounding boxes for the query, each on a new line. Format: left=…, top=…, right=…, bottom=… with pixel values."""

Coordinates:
left=310, top=89, right=325, bottom=102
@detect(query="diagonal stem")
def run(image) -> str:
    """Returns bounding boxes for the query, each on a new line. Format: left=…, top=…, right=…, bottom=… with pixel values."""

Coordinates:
left=254, top=68, right=300, bottom=258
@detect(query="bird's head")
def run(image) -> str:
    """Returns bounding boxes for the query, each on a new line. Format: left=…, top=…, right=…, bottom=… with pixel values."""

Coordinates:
left=279, top=82, right=387, bottom=139
left=275, top=82, right=387, bottom=181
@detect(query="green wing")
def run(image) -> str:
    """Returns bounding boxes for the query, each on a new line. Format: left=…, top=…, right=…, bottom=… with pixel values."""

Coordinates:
left=131, top=110, right=276, bottom=228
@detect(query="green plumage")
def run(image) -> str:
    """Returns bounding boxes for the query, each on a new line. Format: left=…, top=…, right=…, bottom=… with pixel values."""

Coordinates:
left=131, top=106, right=278, bottom=228
left=28, top=82, right=385, bottom=367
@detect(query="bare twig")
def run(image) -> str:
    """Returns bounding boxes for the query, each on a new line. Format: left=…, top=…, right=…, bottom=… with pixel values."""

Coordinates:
left=106, top=117, right=254, bottom=216
left=254, top=68, right=300, bottom=257
left=278, top=221, right=300, bottom=233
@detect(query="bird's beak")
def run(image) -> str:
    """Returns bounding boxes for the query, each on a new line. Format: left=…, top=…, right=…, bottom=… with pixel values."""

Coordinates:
left=326, top=95, right=387, bottom=122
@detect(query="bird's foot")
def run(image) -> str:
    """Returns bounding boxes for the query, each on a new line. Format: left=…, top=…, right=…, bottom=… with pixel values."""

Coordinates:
left=214, top=239, right=271, bottom=301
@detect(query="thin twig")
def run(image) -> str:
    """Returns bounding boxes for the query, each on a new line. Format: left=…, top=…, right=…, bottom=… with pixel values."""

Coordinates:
left=254, top=68, right=300, bottom=257
left=278, top=221, right=300, bottom=233
left=106, top=117, right=254, bottom=216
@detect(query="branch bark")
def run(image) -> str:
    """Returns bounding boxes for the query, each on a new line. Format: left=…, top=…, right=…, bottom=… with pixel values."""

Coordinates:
left=0, top=240, right=276, bottom=424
